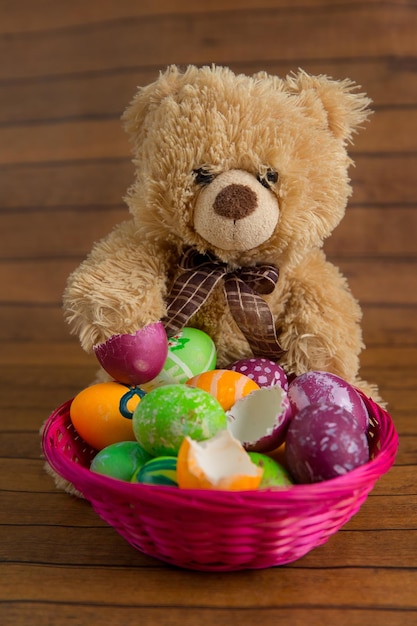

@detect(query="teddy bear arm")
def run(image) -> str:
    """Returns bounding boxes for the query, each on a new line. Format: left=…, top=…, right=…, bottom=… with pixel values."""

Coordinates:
left=63, top=221, right=171, bottom=351
left=279, top=251, right=364, bottom=385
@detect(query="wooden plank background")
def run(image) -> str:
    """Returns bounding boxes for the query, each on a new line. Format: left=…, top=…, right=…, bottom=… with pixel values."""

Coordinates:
left=0, top=1, right=416, bottom=625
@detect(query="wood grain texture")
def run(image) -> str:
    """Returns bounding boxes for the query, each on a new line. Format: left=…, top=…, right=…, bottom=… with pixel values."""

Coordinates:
left=0, top=1, right=416, bottom=625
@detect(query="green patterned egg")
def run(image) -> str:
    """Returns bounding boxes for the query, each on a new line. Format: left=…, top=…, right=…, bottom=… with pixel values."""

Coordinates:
left=141, top=327, right=216, bottom=390
left=132, top=456, right=178, bottom=486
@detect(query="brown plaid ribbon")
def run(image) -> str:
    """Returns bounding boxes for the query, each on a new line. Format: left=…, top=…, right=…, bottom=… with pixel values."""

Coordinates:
left=162, top=248, right=286, bottom=361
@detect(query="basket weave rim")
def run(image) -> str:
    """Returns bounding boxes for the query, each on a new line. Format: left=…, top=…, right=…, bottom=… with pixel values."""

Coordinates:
left=42, top=391, right=399, bottom=510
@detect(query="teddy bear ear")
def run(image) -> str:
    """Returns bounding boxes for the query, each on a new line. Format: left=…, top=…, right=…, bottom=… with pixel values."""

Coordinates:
left=122, top=65, right=189, bottom=147
left=284, top=70, right=372, bottom=142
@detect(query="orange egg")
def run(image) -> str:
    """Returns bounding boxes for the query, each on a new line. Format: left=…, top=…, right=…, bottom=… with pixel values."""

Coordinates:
left=69, top=382, right=144, bottom=450
left=177, top=430, right=264, bottom=491
left=185, top=369, right=259, bottom=411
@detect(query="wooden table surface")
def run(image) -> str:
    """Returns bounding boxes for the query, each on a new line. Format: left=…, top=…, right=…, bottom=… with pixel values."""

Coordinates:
left=1, top=2, right=416, bottom=625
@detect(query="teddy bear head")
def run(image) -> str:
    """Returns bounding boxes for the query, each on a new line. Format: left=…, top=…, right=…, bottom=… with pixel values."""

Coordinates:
left=123, top=65, right=371, bottom=267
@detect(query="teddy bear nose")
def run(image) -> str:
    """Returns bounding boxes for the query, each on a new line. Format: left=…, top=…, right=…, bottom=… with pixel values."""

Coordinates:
left=213, top=184, right=258, bottom=220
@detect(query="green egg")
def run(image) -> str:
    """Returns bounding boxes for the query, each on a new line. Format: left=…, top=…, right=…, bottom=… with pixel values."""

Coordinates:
left=141, top=327, right=216, bottom=390
left=132, top=456, right=178, bottom=486
left=248, top=452, right=294, bottom=488
left=132, top=383, right=227, bottom=457
left=90, top=441, right=153, bottom=481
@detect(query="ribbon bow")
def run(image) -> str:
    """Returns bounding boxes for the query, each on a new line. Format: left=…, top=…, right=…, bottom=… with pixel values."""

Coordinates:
left=162, top=248, right=286, bottom=361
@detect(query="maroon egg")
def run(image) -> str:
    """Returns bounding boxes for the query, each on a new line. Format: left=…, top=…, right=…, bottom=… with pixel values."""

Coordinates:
left=227, top=358, right=288, bottom=390
left=285, top=402, right=370, bottom=483
left=94, top=322, right=168, bottom=386
left=288, top=370, right=369, bottom=431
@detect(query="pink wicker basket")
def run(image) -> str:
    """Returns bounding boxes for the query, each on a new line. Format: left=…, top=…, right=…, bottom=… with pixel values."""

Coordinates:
left=42, top=392, right=398, bottom=571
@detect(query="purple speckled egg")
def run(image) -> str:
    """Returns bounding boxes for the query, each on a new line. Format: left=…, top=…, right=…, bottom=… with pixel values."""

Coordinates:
left=226, top=358, right=288, bottom=390
left=285, top=402, right=370, bottom=483
left=287, top=370, right=369, bottom=431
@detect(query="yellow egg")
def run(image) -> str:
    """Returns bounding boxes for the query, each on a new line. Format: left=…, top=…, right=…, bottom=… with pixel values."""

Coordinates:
left=186, top=369, right=259, bottom=411
left=69, top=382, right=145, bottom=450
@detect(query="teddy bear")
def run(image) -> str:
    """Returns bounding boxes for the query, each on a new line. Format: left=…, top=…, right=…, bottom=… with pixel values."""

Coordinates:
left=63, top=64, right=377, bottom=398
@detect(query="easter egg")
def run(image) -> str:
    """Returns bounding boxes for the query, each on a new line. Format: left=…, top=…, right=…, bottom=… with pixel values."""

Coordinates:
left=132, top=384, right=227, bottom=457
left=186, top=369, right=259, bottom=411
left=248, top=452, right=294, bottom=488
left=227, top=358, right=288, bottom=390
left=177, top=430, right=263, bottom=491
left=227, top=385, right=292, bottom=452
left=90, top=441, right=152, bottom=481
left=287, top=370, right=369, bottom=430
left=94, top=322, right=168, bottom=386
left=285, top=402, right=370, bottom=483
left=132, top=456, right=178, bottom=486
left=141, top=327, right=216, bottom=391
left=70, top=382, right=145, bottom=450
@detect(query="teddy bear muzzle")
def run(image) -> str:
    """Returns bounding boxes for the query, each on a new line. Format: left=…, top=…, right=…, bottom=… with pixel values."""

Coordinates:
left=212, top=183, right=258, bottom=220
left=193, top=169, right=279, bottom=252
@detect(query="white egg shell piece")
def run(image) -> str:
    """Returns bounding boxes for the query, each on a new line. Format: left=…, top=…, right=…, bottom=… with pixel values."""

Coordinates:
left=187, top=430, right=262, bottom=485
left=227, top=385, right=292, bottom=452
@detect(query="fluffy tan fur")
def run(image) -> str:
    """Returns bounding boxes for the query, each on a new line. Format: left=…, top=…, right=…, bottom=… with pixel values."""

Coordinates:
left=64, top=64, right=378, bottom=397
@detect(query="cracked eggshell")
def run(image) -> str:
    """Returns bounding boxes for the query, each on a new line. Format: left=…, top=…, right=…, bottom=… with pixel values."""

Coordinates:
left=177, top=430, right=263, bottom=491
left=226, top=358, right=288, bottom=390
left=227, top=385, right=293, bottom=453
left=285, top=402, right=370, bottom=483
left=287, top=370, right=369, bottom=431
left=94, top=322, right=168, bottom=386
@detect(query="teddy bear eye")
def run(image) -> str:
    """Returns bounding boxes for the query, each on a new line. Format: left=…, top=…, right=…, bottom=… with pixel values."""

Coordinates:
left=258, top=168, right=279, bottom=189
left=193, top=168, right=215, bottom=186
